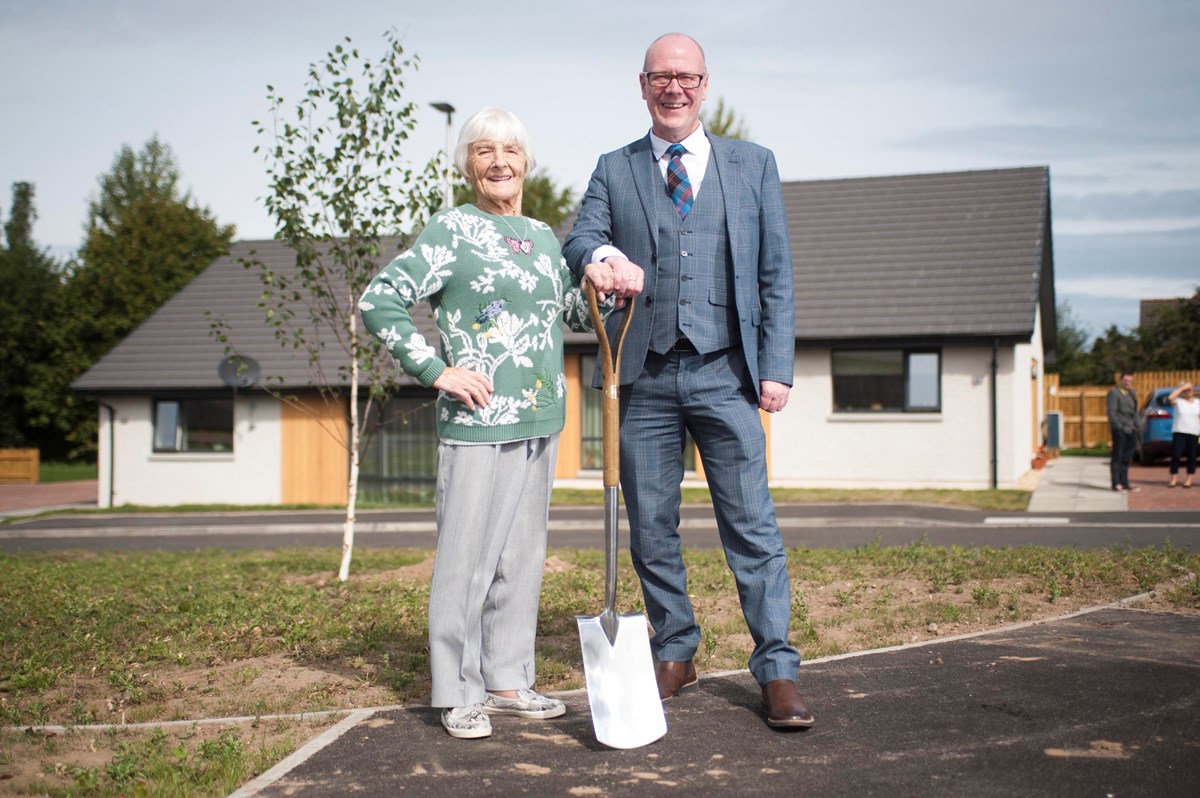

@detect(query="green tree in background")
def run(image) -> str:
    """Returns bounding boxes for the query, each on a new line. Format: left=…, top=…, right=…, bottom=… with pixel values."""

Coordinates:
left=1137, top=287, right=1200, bottom=370
left=453, top=171, right=576, bottom=228
left=702, top=97, right=751, bottom=140
left=27, top=137, right=235, bottom=459
left=1047, top=302, right=1101, bottom=384
left=72, top=136, right=235, bottom=343
left=1086, top=325, right=1145, bottom=384
left=1053, top=289, right=1200, bottom=385
left=0, top=182, right=67, bottom=455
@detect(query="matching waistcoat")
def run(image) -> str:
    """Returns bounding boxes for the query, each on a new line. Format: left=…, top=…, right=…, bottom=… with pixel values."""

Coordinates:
left=648, top=151, right=739, bottom=355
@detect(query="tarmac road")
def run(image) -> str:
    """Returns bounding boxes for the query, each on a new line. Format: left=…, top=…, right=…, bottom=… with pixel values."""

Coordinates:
left=4, top=456, right=1198, bottom=554
left=3, top=502, right=1200, bottom=553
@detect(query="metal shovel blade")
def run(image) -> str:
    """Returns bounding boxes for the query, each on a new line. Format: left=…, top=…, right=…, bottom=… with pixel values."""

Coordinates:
left=577, top=609, right=666, bottom=749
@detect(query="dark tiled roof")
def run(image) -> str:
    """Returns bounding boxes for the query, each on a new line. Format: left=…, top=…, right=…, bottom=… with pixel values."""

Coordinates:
left=75, top=166, right=1053, bottom=392
left=785, top=166, right=1052, bottom=342
left=72, top=238, right=433, bottom=393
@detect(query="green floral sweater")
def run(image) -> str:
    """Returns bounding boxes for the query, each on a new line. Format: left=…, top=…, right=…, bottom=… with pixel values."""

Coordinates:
left=359, top=204, right=602, bottom=444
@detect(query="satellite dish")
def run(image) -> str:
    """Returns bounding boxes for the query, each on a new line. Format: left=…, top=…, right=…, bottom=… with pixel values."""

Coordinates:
left=218, top=356, right=261, bottom=389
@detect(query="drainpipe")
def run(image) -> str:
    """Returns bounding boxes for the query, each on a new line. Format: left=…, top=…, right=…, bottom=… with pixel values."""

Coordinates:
left=990, top=339, right=999, bottom=489
left=98, top=401, right=116, bottom=508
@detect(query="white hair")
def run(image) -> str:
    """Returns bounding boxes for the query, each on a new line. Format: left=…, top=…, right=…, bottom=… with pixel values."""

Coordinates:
left=454, top=107, right=536, bottom=177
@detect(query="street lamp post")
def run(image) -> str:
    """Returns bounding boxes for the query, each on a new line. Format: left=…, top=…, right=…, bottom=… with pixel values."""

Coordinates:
left=430, top=102, right=455, bottom=209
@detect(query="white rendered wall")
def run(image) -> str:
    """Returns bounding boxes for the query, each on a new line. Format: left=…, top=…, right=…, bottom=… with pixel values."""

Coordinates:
left=772, top=344, right=1039, bottom=489
left=1008, top=304, right=1046, bottom=482
left=96, top=395, right=282, bottom=507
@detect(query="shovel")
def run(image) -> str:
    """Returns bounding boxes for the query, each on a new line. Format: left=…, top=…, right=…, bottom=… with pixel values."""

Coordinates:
left=576, top=282, right=667, bottom=750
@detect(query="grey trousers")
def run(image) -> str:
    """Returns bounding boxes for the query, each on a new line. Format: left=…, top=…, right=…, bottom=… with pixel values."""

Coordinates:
left=428, top=433, right=559, bottom=708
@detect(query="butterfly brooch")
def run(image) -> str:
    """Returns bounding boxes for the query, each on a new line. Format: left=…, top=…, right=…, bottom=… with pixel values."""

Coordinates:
left=503, top=236, right=533, bottom=255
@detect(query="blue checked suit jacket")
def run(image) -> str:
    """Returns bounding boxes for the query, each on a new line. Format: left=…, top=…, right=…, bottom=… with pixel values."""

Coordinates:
left=564, top=133, right=795, bottom=400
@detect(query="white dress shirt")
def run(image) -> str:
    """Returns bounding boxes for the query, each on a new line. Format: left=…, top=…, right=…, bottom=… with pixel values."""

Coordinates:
left=591, top=125, right=711, bottom=265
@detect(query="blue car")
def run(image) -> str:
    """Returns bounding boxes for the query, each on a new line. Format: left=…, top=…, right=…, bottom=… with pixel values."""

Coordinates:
left=1137, top=388, right=1175, bottom=464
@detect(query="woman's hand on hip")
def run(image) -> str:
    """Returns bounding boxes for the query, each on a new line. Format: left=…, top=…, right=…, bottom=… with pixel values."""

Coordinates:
left=434, top=367, right=493, bottom=410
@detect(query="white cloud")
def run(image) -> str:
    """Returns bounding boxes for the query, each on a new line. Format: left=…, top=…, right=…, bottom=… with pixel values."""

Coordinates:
left=1055, top=218, right=1200, bottom=235
left=1057, top=277, right=1199, bottom=300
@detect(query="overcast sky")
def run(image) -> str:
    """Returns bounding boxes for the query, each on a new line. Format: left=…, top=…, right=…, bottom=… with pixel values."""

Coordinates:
left=2, top=0, right=1197, bottom=338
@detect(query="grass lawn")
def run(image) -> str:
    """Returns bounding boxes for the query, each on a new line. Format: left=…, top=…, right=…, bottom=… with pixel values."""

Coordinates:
left=37, top=462, right=98, bottom=483
left=555, top=486, right=1031, bottom=512
left=16, top=486, right=1029, bottom=519
left=1, top=542, right=1197, bottom=796
left=1059, top=445, right=1112, bottom=458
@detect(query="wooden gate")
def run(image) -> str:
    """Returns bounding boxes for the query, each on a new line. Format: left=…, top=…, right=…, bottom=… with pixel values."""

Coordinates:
left=0, top=449, right=39, bottom=484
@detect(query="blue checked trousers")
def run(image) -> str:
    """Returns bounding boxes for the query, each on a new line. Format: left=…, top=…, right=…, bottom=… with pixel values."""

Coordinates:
left=618, top=347, right=800, bottom=685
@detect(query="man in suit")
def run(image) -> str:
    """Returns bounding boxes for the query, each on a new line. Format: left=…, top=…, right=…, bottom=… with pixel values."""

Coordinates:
left=564, top=32, right=813, bottom=729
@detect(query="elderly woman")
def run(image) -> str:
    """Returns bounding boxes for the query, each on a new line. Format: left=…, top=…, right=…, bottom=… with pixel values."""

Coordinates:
left=359, top=108, right=623, bottom=740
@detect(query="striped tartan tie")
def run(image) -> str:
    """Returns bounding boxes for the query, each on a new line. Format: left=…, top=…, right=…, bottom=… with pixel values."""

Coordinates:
left=665, top=143, right=693, bottom=219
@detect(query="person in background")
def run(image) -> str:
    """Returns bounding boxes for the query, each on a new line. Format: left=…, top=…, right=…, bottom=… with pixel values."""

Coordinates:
left=563, top=32, right=812, bottom=729
left=1167, top=381, right=1198, bottom=488
left=359, top=108, right=619, bottom=740
left=1106, top=370, right=1139, bottom=493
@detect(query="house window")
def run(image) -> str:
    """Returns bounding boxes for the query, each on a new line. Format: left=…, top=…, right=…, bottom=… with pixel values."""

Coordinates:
left=831, top=349, right=941, bottom=412
left=153, top=398, right=234, bottom=452
left=358, top=395, right=438, bottom=503
left=580, top=355, right=604, bottom=470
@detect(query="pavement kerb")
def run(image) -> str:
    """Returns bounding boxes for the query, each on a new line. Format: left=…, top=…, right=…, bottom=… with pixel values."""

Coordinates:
left=226, top=708, right=377, bottom=798
left=4, top=705, right=406, bottom=736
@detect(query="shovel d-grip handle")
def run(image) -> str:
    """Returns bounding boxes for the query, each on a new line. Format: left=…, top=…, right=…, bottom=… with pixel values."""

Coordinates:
left=584, top=281, right=634, bottom=489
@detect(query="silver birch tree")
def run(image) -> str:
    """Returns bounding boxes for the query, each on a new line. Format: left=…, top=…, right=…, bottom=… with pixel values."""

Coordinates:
left=213, top=31, right=441, bottom=580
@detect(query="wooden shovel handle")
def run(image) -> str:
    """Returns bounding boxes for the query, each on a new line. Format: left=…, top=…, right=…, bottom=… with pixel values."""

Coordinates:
left=584, top=281, right=635, bottom=488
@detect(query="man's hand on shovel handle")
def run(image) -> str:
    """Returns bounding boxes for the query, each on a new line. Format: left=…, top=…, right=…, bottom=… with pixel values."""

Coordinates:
left=585, top=257, right=644, bottom=308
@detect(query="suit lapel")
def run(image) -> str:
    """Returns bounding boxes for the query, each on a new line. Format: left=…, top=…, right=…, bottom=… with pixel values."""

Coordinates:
left=710, top=135, right=742, bottom=262
left=624, top=136, right=661, bottom=254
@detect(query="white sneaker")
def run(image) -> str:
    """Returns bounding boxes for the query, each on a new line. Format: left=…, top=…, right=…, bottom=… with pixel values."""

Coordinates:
left=441, top=704, right=492, bottom=739
left=482, top=689, right=566, bottom=719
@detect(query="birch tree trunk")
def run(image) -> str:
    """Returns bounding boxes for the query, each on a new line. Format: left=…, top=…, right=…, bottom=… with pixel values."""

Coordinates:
left=338, top=308, right=361, bottom=582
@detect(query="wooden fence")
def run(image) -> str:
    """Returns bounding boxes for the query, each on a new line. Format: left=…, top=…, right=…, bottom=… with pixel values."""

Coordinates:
left=1045, top=371, right=1200, bottom=449
left=0, top=448, right=39, bottom=484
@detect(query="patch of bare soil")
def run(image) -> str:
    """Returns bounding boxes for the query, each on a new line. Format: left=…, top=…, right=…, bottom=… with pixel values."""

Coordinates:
left=2, top=715, right=341, bottom=797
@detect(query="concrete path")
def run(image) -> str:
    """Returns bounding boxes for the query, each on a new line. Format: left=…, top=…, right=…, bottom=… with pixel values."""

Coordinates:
left=1026, top=456, right=1128, bottom=512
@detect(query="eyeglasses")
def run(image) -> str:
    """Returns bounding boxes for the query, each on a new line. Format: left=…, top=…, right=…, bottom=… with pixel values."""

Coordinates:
left=642, top=71, right=705, bottom=89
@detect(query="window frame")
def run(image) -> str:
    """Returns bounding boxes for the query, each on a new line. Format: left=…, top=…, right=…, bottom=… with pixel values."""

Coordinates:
left=830, top=348, right=942, bottom=414
left=356, top=393, right=439, bottom=503
left=152, top=396, right=235, bottom=453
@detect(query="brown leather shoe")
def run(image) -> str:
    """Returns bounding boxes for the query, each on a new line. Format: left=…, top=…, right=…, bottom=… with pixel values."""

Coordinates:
left=654, top=660, right=698, bottom=701
left=761, top=679, right=815, bottom=728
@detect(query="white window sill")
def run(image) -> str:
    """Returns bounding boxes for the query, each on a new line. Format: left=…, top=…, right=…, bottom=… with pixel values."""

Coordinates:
left=149, top=453, right=236, bottom=462
left=826, top=413, right=942, bottom=422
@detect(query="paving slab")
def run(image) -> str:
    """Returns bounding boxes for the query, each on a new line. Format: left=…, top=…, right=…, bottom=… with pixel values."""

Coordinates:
left=237, top=607, right=1200, bottom=797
